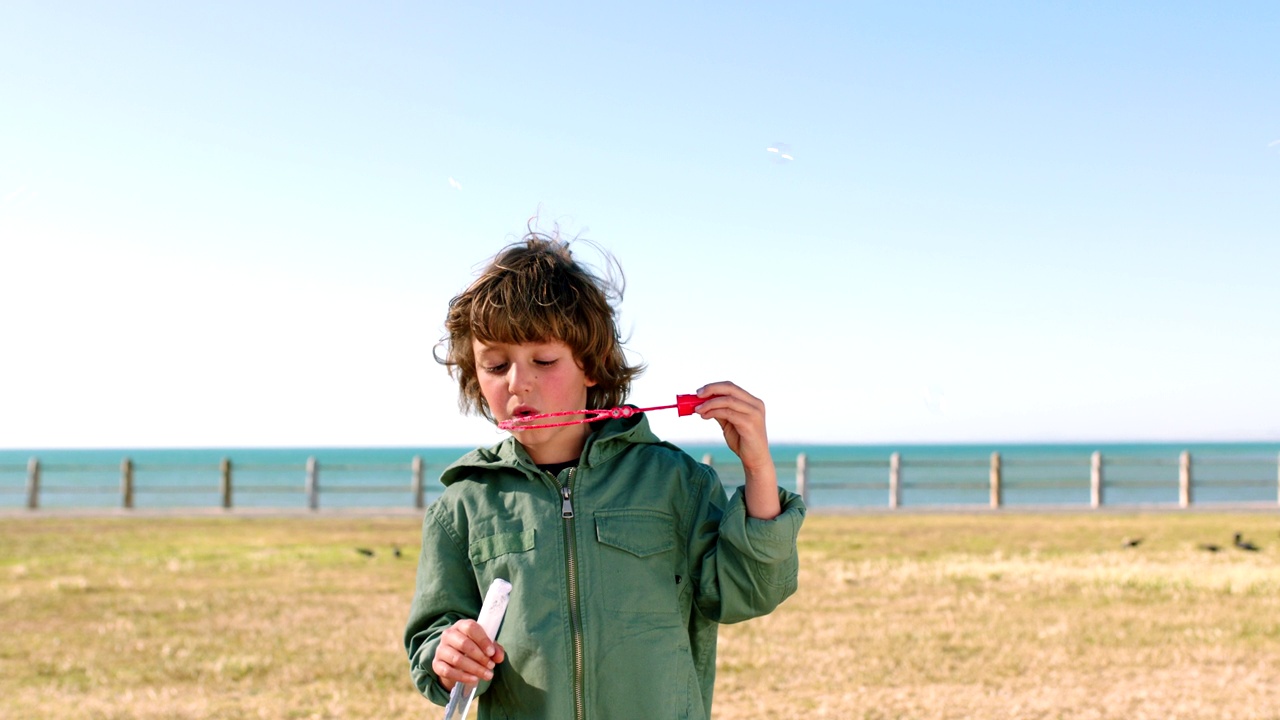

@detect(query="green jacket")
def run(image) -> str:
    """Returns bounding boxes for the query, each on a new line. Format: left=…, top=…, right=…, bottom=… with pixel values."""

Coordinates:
left=404, top=414, right=805, bottom=720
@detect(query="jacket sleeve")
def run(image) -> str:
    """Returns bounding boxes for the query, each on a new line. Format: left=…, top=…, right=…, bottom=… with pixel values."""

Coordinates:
left=404, top=501, right=482, bottom=706
left=689, top=464, right=806, bottom=624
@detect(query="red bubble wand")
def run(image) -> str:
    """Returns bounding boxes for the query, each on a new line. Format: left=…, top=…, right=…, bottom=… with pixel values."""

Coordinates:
left=498, top=394, right=714, bottom=431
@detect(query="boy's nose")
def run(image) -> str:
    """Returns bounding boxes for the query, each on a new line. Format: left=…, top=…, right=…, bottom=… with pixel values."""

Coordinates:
left=506, top=363, right=533, bottom=394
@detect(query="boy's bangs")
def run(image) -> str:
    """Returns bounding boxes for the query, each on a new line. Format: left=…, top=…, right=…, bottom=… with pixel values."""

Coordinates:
left=468, top=297, right=577, bottom=349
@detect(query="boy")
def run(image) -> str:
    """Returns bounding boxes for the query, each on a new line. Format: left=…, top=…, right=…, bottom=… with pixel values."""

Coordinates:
left=405, top=231, right=805, bottom=719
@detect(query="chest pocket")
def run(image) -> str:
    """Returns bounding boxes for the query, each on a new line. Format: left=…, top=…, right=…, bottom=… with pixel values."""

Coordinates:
left=594, top=510, right=679, bottom=615
left=469, top=529, right=535, bottom=565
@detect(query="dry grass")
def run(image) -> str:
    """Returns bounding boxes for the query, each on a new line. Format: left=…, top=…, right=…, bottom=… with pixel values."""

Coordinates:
left=717, top=512, right=1280, bottom=720
left=2, top=511, right=1279, bottom=719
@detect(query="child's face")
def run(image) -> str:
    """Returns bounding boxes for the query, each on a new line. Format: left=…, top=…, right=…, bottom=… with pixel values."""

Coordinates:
left=472, top=338, right=598, bottom=464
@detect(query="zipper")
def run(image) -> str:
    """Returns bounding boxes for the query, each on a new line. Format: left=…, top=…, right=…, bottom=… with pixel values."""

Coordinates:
left=558, top=466, right=586, bottom=720
left=561, top=485, right=574, bottom=518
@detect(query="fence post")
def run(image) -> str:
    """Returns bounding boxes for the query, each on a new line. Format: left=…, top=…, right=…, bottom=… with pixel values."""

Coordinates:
left=795, top=452, right=808, bottom=505
left=412, top=456, right=425, bottom=510
left=889, top=452, right=901, bottom=509
left=989, top=452, right=1002, bottom=509
left=306, top=457, right=319, bottom=511
left=121, top=458, right=134, bottom=509
left=1178, top=451, right=1191, bottom=508
left=220, top=458, right=233, bottom=509
left=1090, top=451, right=1103, bottom=509
left=26, top=457, right=40, bottom=510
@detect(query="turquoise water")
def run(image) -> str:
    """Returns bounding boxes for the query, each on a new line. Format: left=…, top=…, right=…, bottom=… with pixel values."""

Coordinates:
left=1, top=442, right=1277, bottom=511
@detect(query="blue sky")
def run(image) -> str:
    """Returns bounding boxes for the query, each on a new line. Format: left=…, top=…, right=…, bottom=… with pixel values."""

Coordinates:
left=2, top=2, right=1278, bottom=448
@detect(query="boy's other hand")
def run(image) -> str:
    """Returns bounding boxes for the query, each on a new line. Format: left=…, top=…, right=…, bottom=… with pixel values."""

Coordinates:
left=694, top=381, right=782, bottom=519
left=693, top=381, right=772, bottom=472
left=432, top=618, right=506, bottom=691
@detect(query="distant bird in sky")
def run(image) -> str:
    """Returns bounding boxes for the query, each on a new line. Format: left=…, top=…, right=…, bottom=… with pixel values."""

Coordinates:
left=1233, top=533, right=1260, bottom=552
left=355, top=547, right=375, bottom=557
left=1122, top=537, right=1142, bottom=548
left=766, top=142, right=794, bottom=162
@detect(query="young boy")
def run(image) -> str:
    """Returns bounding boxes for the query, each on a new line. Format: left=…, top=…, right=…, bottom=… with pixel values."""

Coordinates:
left=404, top=231, right=805, bottom=719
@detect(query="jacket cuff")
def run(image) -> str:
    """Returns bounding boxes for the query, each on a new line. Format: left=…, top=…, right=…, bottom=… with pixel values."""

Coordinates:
left=412, top=642, right=496, bottom=707
left=411, top=641, right=452, bottom=706
left=722, top=486, right=806, bottom=563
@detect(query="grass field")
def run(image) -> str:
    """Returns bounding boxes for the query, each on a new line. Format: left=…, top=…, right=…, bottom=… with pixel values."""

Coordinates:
left=2, top=510, right=1279, bottom=719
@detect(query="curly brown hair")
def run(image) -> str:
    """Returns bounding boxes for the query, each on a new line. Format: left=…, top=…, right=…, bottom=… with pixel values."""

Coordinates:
left=437, top=231, right=645, bottom=422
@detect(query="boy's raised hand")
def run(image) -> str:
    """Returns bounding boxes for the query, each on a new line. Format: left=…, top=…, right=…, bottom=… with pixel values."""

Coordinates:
left=693, top=381, right=782, bottom=519
left=432, top=618, right=505, bottom=691
left=692, top=382, right=770, bottom=468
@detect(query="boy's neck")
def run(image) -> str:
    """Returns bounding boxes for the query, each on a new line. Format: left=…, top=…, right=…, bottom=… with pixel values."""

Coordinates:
left=517, top=425, right=591, bottom=465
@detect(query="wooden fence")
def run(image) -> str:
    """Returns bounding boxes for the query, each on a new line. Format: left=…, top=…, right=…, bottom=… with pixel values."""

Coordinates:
left=2, top=451, right=1279, bottom=511
left=6, top=457, right=430, bottom=511
left=782, top=450, right=1280, bottom=509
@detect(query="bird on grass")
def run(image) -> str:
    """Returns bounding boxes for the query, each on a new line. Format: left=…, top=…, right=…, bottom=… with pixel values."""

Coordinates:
left=1197, top=543, right=1221, bottom=553
left=355, top=548, right=375, bottom=557
left=1233, top=533, right=1260, bottom=552
left=1121, top=537, right=1143, bottom=548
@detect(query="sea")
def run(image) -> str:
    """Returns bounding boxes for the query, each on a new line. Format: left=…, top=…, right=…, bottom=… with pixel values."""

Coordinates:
left=1, top=442, right=1278, bottom=512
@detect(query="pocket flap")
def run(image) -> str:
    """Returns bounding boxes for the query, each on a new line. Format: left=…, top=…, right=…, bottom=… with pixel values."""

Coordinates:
left=595, top=511, right=675, bottom=558
left=469, top=529, right=536, bottom=565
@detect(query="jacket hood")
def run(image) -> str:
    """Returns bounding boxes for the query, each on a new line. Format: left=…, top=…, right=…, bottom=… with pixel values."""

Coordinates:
left=439, top=411, right=667, bottom=487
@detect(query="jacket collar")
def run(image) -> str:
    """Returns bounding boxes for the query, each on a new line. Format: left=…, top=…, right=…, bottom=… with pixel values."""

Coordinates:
left=439, top=411, right=664, bottom=487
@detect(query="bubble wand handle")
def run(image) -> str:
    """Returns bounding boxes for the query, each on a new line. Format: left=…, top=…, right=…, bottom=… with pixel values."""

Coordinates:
left=497, top=394, right=713, bottom=431
left=442, top=578, right=513, bottom=720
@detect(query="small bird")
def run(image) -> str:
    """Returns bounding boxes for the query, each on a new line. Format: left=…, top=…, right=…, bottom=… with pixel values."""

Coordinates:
left=355, top=548, right=375, bottom=557
left=1122, top=537, right=1143, bottom=548
left=393, top=545, right=402, bottom=559
left=1198, top=543, right=1221, bottom=553
left=1233, top=533, right=1260, bottom=552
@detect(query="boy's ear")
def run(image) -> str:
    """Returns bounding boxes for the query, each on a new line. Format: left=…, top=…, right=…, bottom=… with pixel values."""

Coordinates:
left=585, top=376, right=598, bottom=388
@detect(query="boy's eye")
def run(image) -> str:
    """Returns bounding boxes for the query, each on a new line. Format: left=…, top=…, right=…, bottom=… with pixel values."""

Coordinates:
left=479, top=357, right=557, bottom=373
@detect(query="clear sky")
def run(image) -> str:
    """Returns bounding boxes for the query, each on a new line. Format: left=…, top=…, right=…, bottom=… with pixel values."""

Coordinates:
left=2, top=2, right=1278, bottom=449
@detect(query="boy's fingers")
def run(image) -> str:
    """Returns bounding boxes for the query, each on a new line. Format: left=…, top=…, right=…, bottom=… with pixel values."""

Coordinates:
left=448, top=642, right=495, bottom=669
left=445, top=620, right=492, bottom=654
left=438, top=622, right=498, bottom=669
left=433, top=646, right=495, bottom=683
left=460, top=620, right=498, bottom=657
left=700, top=403, right=764, bottom=432
left=698, top=380, right=740, bottom=394
left=698, top=380, right=759, bottom=400
left=432, top=619, right=504, bottom=686
left=697, top=383, right=765, bottom=414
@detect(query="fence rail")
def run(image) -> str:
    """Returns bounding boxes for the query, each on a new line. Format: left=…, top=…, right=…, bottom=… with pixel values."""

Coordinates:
left=789, top=450, right=1280, bottom=510
left=3, top=451, right=1279, bottom=511
left=6, top=456, right=430, bottom=511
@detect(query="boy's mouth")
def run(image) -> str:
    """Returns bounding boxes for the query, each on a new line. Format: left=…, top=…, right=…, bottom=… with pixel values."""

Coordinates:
left=500, top=406, right=541, bottom=432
